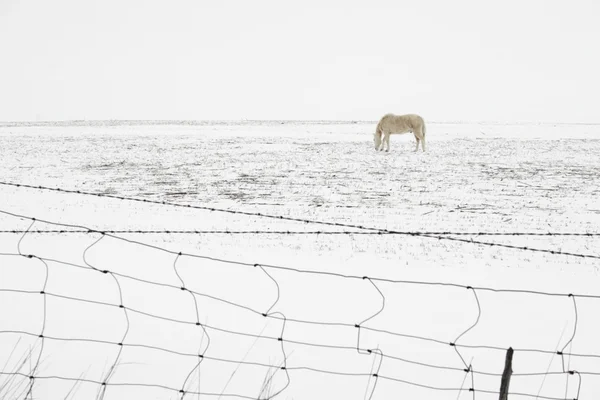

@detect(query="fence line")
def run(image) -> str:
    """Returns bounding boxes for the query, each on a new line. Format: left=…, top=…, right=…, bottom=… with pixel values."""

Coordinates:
left=2, top=208, right=598, bottom=392
left=1, top=253, right=598, bottom=363
left=2, top=181, right=600, bottom=261
left=0, top=369, right=576, bottom=400
left=2, top=209, right=600, bottom=301
left=0, top=200, right=596, bottom=398
left=0, top=210, right=596, bottom=400
left=0, top=290, right=586, bottom=400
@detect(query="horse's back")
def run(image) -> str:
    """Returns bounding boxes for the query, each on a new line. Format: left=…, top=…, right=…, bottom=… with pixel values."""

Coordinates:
left=392, top=113, right=424, bottom=125
left=380, top=113, right=425, bottom=132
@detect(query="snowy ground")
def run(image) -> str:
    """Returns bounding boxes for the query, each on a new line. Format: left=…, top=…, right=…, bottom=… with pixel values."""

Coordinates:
left=0, top=121, right=599, bottom=400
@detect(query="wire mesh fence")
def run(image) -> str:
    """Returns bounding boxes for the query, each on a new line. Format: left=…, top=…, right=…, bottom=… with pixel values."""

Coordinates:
left=1, top=183, right=599, bottom=400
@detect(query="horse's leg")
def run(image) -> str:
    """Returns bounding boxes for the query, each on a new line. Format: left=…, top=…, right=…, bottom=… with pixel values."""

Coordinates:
left=384, top=132, right=390, bottom=152
left=418, top=128, right=426, bottom=152
left=414, top=131, right=425, bottom=152
left=413, top=132, right=420, bottom=152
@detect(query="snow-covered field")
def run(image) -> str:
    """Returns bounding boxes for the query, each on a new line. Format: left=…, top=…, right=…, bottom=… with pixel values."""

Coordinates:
left=1, top=121, right=599, bottom=400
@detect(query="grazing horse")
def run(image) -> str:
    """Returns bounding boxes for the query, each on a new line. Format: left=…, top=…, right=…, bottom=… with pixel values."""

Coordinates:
left=374, top=113, right=426, bottom=152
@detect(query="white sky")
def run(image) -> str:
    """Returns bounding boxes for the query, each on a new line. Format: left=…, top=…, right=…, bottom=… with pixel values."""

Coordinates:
left=1, top=0, right=599, bottom=122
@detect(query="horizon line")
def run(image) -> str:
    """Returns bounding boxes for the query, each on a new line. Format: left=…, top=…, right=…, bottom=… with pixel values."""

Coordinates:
left=1, top=119, right=600, bottom=127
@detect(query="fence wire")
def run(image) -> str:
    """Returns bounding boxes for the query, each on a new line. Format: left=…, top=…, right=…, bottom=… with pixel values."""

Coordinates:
left=0, top=182, right=598, bottom=400
left=0, top=211, right=597, bottom=400
left=1, top=181, right=599, bottom=260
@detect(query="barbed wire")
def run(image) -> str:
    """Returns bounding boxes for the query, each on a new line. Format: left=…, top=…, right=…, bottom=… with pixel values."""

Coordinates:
left=1, top=204, right=597, bottom=398
left=2, top=209, right=600, bottom=300
left=2, top=181, right=599, bottom=261
left=0, top=218, right=597, bottom=399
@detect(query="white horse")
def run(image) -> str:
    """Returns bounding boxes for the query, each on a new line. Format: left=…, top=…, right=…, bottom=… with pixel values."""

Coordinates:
left=374, top=113, right=426, bottom=152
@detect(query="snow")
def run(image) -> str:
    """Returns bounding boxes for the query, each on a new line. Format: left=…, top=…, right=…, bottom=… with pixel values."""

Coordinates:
left=1, top=121, right=599, bottom=400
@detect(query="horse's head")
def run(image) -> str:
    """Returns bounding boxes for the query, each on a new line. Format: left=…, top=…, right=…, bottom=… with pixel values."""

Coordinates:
left=374, top=131, right=382, bottom=150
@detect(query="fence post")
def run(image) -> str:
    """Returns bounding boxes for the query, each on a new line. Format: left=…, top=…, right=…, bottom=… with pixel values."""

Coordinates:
left=499, top=347, right=514, bottom=400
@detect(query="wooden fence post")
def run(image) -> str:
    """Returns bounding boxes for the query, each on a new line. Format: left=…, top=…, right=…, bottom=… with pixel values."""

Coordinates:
left=499, top=347, right=514, bottom=400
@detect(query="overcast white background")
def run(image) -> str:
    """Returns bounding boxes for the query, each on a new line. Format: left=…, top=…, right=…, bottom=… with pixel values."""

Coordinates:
left=1, top=0, right=599, bottom=123
left=3, top=2, right=600, bottom=399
